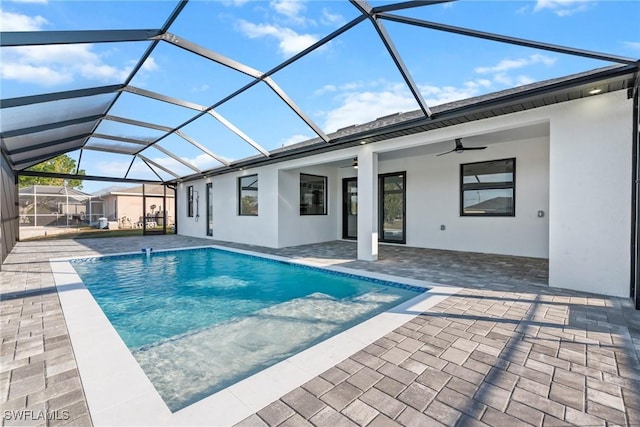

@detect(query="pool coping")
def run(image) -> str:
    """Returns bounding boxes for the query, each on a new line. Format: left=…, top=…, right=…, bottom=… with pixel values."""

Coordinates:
left=51, top=245, right=461, bottom=426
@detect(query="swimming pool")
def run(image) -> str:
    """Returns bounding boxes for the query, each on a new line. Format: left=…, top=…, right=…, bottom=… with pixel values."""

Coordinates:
left=71, top=247, right=425, bottom=411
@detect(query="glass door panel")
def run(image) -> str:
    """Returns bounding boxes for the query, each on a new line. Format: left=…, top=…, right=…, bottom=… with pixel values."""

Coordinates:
left=379, top=173, right=406, bottom=243
left=206, top=183, right=213, bottom=236
left=342, top=178, right=358, bottom=239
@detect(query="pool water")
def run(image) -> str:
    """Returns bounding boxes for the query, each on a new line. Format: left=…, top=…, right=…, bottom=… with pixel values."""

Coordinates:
left=71, top=248, right=424, bottom=411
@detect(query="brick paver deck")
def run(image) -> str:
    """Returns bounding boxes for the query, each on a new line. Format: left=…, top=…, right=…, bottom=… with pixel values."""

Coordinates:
left=1, top=236, right=639, bottom=426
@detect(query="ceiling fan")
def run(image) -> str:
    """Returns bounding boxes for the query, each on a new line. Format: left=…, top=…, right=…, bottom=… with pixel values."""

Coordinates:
left=437, top=138, right=487, bottom=156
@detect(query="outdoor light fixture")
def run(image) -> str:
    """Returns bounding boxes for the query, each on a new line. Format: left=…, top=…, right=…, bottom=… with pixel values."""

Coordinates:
left=588, top=87, right=603, bottom=95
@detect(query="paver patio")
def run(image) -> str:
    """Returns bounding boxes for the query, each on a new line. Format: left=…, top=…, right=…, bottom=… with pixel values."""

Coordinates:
left=1, top=236, right=639, bottom=426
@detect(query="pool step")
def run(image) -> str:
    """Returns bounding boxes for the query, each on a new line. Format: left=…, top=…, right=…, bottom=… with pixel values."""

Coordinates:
left=132, top=291, right=404, bottom=412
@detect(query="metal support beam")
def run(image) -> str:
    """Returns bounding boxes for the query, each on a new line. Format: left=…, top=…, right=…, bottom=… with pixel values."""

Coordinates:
left=150, top=143, right=202, bottom=173
left=18, top=169, right=161, bottom=184
left=139, top=157, right=165, bottom=182
left=123, top=86, right=206, bottom=111
left=379, top=13, right=639, bottom=66
left=206, top=110, right=270, bottom=157
left=175, top=130, right=229, bottom=167
left=91, top=133, right=152, bottom=146
left=1, top=85, right=122, bottom=109
left=158, top=32, right=263, bottom=79
left=12, top=146, right=85, bottom=170
left=1, top=114, right=103, bottom=138
left=350, top=0, right=432, bottom=117
left=6, top=133, right=90, bottom=155
left=104, top=115, right=174, bottom=132
left=147, top=15, right=368, bottom=151
left=82, top=145, right=138, bottom=156
left=123, top=86, right=270, bottom=157
left=138, top=154, right=181, bottom=179
left=80, top=0, right=189, bottom=159
left=372, top=0, right=455, bottom=13
left=0, top=29, right=162, bottom=47
left=264, top=77, right=331, bottom=142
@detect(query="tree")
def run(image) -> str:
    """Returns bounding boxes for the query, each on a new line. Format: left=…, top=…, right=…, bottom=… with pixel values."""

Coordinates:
left=18, top=155, right=86, bottom=189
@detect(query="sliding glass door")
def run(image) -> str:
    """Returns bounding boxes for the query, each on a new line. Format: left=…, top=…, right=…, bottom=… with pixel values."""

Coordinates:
left=342, top=173, right=406, bottom=243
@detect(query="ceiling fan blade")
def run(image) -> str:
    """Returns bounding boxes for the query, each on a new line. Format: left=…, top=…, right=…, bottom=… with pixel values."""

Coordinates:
left=436, top=148, right=456, bottom=156
left=463, top=146, right=487, bottom=151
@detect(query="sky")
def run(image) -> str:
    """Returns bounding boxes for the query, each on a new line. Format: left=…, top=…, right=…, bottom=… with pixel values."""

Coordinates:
left=1, top=0, right=639, bottom=193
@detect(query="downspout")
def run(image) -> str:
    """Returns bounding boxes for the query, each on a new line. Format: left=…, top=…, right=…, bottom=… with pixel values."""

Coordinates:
left=167, top=184, right=177, bottom=235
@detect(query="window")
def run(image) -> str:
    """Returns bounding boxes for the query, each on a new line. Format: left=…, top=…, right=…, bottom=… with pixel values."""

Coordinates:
left=238, top=175, right=258, bottom=216
left=300, top=174, right=327, bottom=215
left=187, top=186, right=194, bottom=217
left=461, top=158, right=515, bottom=216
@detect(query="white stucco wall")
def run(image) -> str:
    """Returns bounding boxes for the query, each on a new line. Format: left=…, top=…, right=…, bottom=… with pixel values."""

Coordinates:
left=277, top=166, right=341, bottom=248
left=336, top=136, right=550, bottom=258
left=381, top=137, right=550, bottom=258
left=176, top=88, right=633, bottom=297
left=548, top=90, right=632, bottom=297
left=177, top=167, right=280, bottom=248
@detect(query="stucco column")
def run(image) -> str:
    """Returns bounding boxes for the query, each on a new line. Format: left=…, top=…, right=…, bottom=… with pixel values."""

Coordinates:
left=357, top=150, right=378, bottom=261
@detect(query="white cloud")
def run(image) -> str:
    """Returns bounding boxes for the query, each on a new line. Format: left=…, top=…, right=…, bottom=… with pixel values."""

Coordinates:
left=492, top=73, right=535, bottom=87
left=474, top=54, right=556, bottom=74
left=623, top=41, right=640, bottom=51
left=141, top=57, right=158, bottom=72
left=271, top=0, right=305, bottom=20
left=321, top=82, right=418, bottom=133
left=237, top=19, right=318, bottom=56
left=221, top=0, right=251, bottom=6
left=533, top=0, right=594, bottom=16
left=419, top=80, right=489, bottom=105
left=321, top=8, right=345, bottom=26
left=192, top=83, right=210, bottom=93
left=473, top=54, right=556, bottom=88
left=0, top=10, right=159, bottom=87
left=319, top=77, right=498, bottom=133
left=0, top=9, right=47, bottom=30
left=0, top=62, right=71, bottom=85
left=280, top=134, right=310, bottom=147
left=314, top=84, right=336, bottom=96
left=5, top=0, right=47, bottom=4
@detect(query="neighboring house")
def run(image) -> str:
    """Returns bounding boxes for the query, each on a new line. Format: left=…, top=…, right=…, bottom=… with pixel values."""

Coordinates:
left=176, top=65, right=638, bottom=300
left=96, top=184, right=175, bottom=229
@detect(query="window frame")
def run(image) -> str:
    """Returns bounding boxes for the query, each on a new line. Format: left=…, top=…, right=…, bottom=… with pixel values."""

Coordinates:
left=460, top=158, right=516, bottom=217
left=187, top=185, right=194, bottom=217
left=238, top=174, right=259, bottom=216
left=300, top=173, right=328, bottom=216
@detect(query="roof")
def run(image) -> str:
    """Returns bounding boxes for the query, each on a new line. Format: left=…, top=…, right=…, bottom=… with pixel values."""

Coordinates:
left=1, top=1, right=638, bottom=187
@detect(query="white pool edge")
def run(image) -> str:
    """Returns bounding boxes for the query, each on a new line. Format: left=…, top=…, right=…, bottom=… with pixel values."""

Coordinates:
left=51, top=245, right=460, bottom=427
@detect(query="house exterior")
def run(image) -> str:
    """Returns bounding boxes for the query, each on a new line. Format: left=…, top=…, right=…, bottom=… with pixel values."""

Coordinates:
left=96, top=184, right=175, bottom=229
left=175, top=65, right=639, bottom=300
